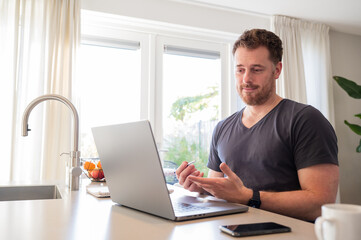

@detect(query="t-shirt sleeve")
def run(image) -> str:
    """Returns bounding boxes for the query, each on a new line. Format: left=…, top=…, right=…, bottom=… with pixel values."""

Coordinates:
left=207, top=122, right=222, bottom=172
left=292, top=106, right=338, bottom=170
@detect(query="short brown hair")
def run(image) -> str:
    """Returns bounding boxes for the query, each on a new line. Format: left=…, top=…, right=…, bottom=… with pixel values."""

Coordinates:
left=232, top=29, right=283, bottom=65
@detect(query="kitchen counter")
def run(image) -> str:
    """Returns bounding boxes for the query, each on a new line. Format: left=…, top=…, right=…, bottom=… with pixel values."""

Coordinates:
left=0, top=180, right=317, bottom=240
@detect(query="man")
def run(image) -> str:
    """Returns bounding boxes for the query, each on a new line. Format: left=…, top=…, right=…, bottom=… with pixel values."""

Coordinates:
left=176, top=29, right=339, bottom=222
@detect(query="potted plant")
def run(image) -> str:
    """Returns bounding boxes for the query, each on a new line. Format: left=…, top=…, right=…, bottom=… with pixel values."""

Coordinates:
left=334, top=76, right=361, bottom=152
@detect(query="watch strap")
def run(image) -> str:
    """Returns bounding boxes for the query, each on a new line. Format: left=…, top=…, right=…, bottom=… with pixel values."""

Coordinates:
left=247, top=190, right=261, bottom=208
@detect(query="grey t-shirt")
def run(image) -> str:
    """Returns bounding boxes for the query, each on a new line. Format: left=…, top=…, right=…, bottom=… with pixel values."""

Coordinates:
left=207, top=99, right=338, bottom=192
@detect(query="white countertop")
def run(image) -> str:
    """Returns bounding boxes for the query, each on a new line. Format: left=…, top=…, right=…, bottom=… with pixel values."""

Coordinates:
left=0, top=180, right=317, bottom=240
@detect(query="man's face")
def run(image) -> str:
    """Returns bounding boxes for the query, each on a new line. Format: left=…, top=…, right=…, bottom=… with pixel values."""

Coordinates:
left=234, top=46, right=281, bottom=106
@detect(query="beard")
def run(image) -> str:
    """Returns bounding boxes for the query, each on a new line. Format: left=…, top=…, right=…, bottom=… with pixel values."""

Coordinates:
left=238, top=77, right=275, bottom=106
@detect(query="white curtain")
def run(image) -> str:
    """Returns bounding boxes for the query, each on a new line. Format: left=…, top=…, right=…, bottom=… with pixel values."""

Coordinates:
left=271, top=15, right=335, bottom=126
left=299, top=21, right=335, bottom=125
left=271, top=16, right=307, bottom=104
left=0, top=0, right=80, bottom=183
left=271, top=15, right=338, bottom=202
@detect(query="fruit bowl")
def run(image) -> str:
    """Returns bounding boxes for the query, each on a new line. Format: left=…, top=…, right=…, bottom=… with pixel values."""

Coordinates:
left=81, top=158, right=105, bottom=182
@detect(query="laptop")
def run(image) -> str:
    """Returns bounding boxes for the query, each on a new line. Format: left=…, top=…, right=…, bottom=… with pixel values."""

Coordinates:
left=91, top=120, right=248, bottom=221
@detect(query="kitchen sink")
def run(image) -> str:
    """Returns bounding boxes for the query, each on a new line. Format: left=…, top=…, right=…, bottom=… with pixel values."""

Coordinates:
left=0, top=185, right=62, bottom=201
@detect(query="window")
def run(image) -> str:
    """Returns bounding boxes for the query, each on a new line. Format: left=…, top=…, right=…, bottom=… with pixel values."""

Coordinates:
left=79, top=11, right=238, bottom=183
left=77, top=38, right=142, bottom=157
left=157, top=40, right=222, bottom=179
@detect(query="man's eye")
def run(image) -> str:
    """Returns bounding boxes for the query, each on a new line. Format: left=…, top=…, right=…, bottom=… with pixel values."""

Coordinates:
left=253, top=69, right=263, bottom=73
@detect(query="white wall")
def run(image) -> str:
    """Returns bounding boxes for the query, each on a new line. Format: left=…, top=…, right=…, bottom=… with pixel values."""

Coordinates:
left=81, top=0, right=269, bottom=34
left=330, top=31, right=361, bottom=204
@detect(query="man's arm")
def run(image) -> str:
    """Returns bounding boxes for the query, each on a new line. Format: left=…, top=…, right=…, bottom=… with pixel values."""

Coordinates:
left=261, top=163, right=339, bottom=221
left=208, top=169, right=224, bottom=178
left=188, top=163, right=339, bottom=222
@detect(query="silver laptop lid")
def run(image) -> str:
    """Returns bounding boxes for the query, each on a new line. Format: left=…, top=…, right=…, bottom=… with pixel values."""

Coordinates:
left=92, top=120, right=175, bottom=220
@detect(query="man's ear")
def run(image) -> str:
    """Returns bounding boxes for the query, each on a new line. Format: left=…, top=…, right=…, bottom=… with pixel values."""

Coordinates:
left=274, top=62, right=282, bottom=79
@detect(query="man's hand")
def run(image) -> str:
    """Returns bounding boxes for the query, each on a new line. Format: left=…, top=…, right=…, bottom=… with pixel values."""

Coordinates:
left=188, top=163, right=252, bottom=203
left=175, top=161, right=204, bottom=193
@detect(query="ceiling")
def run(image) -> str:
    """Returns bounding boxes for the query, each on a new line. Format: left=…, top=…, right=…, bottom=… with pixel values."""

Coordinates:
left=178, top=0, right=361, bottom=36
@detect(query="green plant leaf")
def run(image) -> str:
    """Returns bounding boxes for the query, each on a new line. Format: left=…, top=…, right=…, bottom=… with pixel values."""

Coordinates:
left=357, top=139, right=361, bottom=153
left=169, top=86, right=218, bottom=122
left=344, top=120, right=361, bottom=136
left=334, top=76, right=361, bottom=99
left=355, top=113, right=361, bottom=119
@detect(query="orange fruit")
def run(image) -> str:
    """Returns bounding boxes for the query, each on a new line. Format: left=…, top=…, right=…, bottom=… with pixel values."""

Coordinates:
left=97, top=161, right=102, bottom=169
left=84, top=161, right=95, bottom=171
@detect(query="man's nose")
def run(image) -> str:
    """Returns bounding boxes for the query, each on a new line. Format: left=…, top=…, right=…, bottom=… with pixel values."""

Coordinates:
left=242, top=70, right=252, bottom=84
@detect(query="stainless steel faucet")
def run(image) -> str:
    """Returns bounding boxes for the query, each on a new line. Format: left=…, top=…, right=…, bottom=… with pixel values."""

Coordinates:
left=22, top=94, right=82, bottom=191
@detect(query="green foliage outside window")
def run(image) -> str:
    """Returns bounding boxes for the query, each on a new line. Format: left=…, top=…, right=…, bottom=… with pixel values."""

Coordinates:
left=169, top=86, right=219, bottom=122
left=164, top=86, right=219, bottom=179
left=164, top=136, right=210, bottom=177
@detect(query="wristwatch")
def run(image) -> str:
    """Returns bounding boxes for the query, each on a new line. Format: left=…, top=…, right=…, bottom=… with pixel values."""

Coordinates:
left=247, top=190, right=261, bottom=208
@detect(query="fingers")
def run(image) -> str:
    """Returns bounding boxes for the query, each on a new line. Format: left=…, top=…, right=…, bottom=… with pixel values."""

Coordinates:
left=175, top=161, right=188, bottom=179
left=184, top=171, right=204, bottom=192
left=188, top=176, right=220, bottom=191
left=176, top=161, right=198, bottom=185
left=219, top=163, right=240, bottom=182
left=188, top=175, right=217, bottom=184
left=183, top=169, right=200, bottom=188
left=175, top=161, right=205, bottom=193
left=188, top=177, right=219, bottom=197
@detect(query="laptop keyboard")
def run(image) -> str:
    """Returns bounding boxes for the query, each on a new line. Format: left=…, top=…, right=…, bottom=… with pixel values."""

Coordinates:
left=173, top=202, right=209, bottom=212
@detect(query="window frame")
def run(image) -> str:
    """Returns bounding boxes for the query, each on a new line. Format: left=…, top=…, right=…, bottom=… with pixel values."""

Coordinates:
left=80, top=10, right=239, bottom=146
left=154, top=35, right=231, bottom=146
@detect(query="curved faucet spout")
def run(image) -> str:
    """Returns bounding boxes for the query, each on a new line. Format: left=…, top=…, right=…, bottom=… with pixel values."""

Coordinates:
left=22, top=94, right=79, bottom=152
left=22, top=94, right=81, bottom=191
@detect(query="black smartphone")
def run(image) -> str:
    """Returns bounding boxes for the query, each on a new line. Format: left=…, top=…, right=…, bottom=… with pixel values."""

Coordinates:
left=219, top=222, right=291, bottom=237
